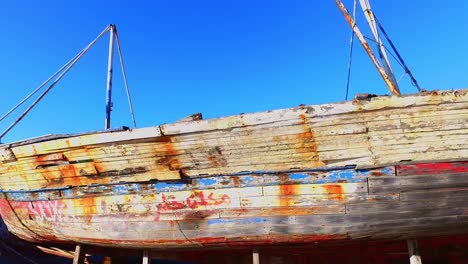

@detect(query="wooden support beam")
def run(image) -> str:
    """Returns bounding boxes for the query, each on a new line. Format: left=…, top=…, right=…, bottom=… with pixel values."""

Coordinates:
left=142, top=250, right=150, bottom=264
left=253, top=248, right=260, bottom=264
left=72, top=244, right=86, bottom=264
left=407, top=240, right=422, bottom=264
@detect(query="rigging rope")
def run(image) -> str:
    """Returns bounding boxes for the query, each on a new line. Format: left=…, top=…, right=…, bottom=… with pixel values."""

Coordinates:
left=363, top=36, right=405, bottom=69
left=0, top=25, right=112, bottom=124
left=114, top=29, right=137, bottom=128
left=345, top=0, right=357, bottom=100
left=373, top=15, right=423, bottom=92
left=0, top=56, right=78, bottom=124
left=0, top=25, right=112, bottom=141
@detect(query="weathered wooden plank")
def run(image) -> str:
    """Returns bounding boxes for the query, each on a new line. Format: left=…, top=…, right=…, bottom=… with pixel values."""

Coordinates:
left=0, top=90, right=467, bottom=248
left=6, top=187, right=396, bottom=224
left=369, top=130, right=468, bottom=146
left=3, top=132, right=373, bottom=189
left=42, top=225, right=184, bottom=242
left=240, top=195, right=340, bottom=208
left=3, top=166, right=393, bottom=201
left=348, top=216, right=468, bottom=240
left=367, top=114, right=468, bottom=133
left=240, top=192, right=399, bottom=208
left=26, top=204, right=345, bottom=223
left=10, top=127, right=162, bottom=158
left=345, top=198, right=468, bottom=215
left=367, top=121, right=468, bottom=137
left=1, top=106, right=464, bottom=191
left=374, top=150, right=467, bottom=166
left=368, top=172, right=468, bottom=193
left=0, top=147, right=16, bottom=162
left=7, top=186, right=259, bottom=218
left=181, top=213, right=468, bottom=234
left=171, top=101, right=468, bottom=136
left=12, top=207, right=468, bottom=247
left=318, top=147, right=371, bottom=161
left=0, top=147, right=376, bottom=189
left=399, top=187, right=468, bottom=201
left=154, top=113, right=464, bottom=160
left=0, top=166, right=181, bottom=191
left=219, top=205, right=345, bottom=218
left=371, top=139, right=467, bottom=154
left=3, top=93, right=464, bottom=161
left=156, top=106, right=467, bottom=148
left=397, top=161, right=468, bottom=176
left=1, top=190, right=412, bottom=225
left=262, top=182, right=367, bottom=196
left=160, top=90, right=468, bottom=135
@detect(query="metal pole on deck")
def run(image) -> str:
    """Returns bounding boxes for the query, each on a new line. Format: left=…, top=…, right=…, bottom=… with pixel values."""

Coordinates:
left=407, top=240, right=422, bottom=264
left=252, top=248, right=260, bottom=264
left=105, top=24, right=116, bottom=129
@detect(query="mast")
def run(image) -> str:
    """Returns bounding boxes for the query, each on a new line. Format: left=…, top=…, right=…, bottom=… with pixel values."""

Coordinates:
left=336, top=0, right=400, bottom=95
left=358, top=0, right=399, bottom=94
left=105, top=24, right=116, bottom=129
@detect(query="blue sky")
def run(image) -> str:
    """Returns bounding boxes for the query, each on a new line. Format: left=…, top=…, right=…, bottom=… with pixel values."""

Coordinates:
left=0, top=0, right=467, bottom=142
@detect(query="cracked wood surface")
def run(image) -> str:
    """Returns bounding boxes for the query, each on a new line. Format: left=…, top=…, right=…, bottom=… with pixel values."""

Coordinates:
left=0, top=90, right=466, bottom=248
left=0, top=90, right=466, bottom=192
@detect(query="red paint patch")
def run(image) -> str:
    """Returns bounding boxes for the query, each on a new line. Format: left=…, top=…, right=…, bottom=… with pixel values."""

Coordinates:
left=154, top=191, right=230, bottom=221
left=185, top=192, right=230, bottom=209
left=12, top=200, right=66, bottom=219
left=397, top=161, right=468, bottom=176
left=158, top=193, right=185, bottom=211
left=0, top=199, right=15, bottom=219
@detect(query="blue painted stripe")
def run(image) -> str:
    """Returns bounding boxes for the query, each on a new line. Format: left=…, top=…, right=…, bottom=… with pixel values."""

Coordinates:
left=289, top=173, right=308, bottom=180
left=196, top=178, right=217, bottom=186
left=1, top=166, right=395, bottom=201
left=208, top=217, right=268, bottom=225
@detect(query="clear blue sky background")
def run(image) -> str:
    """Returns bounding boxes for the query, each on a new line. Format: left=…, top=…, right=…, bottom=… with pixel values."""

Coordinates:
left=0, top=0, right=467, bottom=142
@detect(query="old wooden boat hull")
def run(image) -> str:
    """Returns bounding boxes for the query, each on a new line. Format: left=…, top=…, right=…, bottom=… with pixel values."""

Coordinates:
left=0, top=89, right=466, bottom=248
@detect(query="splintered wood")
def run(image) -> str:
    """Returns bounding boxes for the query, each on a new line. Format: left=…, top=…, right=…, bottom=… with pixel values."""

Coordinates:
left=0, top=90, right=466, bottom=192
left=0, top=89, right=466, bottom=248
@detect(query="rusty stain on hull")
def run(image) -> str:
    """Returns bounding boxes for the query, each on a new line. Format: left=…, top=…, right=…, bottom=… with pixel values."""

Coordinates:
left=0, top=90, right=466, bottom=248
left=322, top=184, right=345, bottom=201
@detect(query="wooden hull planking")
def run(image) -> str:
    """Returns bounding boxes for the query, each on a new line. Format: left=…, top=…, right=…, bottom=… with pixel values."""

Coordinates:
left=0, top=89, right=466, bottom=248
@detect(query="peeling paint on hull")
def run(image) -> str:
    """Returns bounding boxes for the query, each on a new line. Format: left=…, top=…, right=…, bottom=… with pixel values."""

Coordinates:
left=0, top=90, right=467, bottom=248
